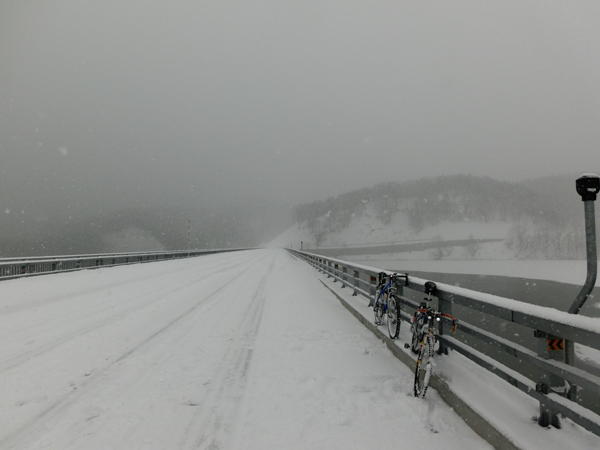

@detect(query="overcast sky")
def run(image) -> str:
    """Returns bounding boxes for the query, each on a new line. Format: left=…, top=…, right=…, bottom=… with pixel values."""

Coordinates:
left=1, top=0, right=600, bottom=219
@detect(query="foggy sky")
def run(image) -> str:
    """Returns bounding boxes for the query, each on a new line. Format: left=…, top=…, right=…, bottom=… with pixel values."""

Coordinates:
left=2, top=0, right=600, bottom=220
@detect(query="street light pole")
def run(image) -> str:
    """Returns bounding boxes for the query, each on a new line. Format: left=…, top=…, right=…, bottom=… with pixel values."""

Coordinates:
left=563, top=174, right=600, bottom=402
left=569, top=174, right=599, bottom=315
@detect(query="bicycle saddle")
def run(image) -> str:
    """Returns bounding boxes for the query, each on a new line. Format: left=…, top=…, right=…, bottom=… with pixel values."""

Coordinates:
left=424, top=281, right=437, bottom=295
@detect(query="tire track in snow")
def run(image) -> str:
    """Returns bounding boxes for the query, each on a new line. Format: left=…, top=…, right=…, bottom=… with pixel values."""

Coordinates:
left=0, top=250, right=258, bottom=336
left=0, top=252, right=261, bottom=374
left=71, top=251, right=275, bottom=449
left=0, top=250, right=260, bottom=357
left=0, top=251, right=271, bottom=449
left=180, top=255, right=276, bottom=450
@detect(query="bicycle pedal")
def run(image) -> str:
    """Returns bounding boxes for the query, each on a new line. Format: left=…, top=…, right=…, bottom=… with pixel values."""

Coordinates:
left=404, top=343, right=410, bottom=349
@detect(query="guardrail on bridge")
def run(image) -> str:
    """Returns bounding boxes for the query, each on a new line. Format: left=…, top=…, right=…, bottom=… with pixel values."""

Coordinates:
left=0, top=248, right=248, bottom=281
left=288, top=249, right=600, bottom=438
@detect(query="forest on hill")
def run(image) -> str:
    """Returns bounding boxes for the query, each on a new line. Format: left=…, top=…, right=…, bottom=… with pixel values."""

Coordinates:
left=293, top=174, right=589, bottom=259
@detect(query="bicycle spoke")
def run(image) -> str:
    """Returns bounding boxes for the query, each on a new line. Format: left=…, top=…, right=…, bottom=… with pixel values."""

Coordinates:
left=387, top=296, right=400, bottom=340
left=414, top=336, right=433, bottom=398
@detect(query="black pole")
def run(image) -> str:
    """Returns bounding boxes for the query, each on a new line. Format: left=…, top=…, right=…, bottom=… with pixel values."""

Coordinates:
left=565, top=174, right=599, bottom=392
left=569, top=174, right=599, bottom=314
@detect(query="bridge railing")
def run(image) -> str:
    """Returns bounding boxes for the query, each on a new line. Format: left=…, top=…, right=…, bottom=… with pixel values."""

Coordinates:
left=289, top=249, right=600, bottom=437
left=0, top=248, right=247, bottom=280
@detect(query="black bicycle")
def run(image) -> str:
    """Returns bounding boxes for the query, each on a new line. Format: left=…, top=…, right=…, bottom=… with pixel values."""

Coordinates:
left=406, top=281, right=457, bottom=398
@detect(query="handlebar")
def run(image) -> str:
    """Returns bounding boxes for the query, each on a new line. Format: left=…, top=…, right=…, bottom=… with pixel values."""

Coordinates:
left=377, top=271, right=408, bottom=286
left=414, top=308, right=458, bottom=332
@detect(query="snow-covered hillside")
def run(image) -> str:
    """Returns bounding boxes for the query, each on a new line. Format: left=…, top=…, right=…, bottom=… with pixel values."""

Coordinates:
left=270, top=203, right=516, bottom=260
left=271, top=175, right=590, bottom=260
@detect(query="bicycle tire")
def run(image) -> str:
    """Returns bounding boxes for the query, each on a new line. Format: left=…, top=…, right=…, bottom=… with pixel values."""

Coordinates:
left=410, top=329, right=422, bottom=354
left=374, top=301, right=383, bottom=325
left=374, top=290, right=384, bottom=325
left=414, top=335, right=434, bottom=398
left=410, top=316, right=424, bottom=354
left=387, top=295, right=400, bottom=339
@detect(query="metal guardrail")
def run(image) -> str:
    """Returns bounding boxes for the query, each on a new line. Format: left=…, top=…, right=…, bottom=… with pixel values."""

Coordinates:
left=0, top=248, right=248, bottom=280
left=289, top=249, right=600, bottom=437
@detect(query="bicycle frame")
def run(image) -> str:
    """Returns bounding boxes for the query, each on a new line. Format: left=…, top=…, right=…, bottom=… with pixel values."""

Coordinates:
left=373, top=272, right=405, bottom=339
left=410, top=281, right=457, bottom=398
left=374, top=272, right=406, bottom=309
left=412, top=307, right=457, bottom=398
left=413, top=308, right=457, bottom=343
left=374, top=277, right=394, bottom=313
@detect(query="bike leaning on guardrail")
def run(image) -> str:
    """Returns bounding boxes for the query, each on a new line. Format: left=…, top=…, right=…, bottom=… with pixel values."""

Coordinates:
left=407, top=281, right=458, bottom=398
left=289, top=244, right=600, bottom=437
left=371, top=272, right=406, bottom=340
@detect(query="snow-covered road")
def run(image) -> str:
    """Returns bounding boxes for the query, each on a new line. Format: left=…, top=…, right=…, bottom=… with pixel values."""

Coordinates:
left=0, top=248, right=492, bottom=449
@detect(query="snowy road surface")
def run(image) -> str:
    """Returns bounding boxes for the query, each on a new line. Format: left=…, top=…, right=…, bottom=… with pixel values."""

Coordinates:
left=0, top=248, right=492, bottom=449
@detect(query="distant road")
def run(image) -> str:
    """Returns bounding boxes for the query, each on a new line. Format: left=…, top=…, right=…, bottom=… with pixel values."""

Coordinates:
left=306, top=238, right=504, bottom=257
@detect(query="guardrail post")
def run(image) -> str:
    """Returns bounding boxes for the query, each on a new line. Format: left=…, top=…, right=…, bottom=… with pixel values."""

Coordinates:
left=438, top=295, right=452, bottom=355
left=353, top=270, right=360, bottom=296
left=368, top=274, right=377, bottom=306
left=394, top=274, right=406, bottom=322
left=535, top=330, right=565, bottom=428
left=331, top=263, right=339, bottom=283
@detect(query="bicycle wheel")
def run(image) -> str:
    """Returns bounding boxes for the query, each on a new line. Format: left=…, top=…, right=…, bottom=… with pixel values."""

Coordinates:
left=414, top=335, right=434, bottom=398
left=410, top=317, right=424, bottom=354
left=373, top=290, right=384, bottom=325
left=387, top=295, right=400, bottom=339
left=374, top=300, right=383, bottom=325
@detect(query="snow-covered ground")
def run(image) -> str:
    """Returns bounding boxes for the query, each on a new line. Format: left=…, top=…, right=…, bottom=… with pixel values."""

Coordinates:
left=1, top=248, right=598, bottom=449
left=0, top=249, right=491, bottom=450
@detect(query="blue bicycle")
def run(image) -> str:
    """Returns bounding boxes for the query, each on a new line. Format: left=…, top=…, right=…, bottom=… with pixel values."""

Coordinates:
left=372, top=272, right=405, bottom=340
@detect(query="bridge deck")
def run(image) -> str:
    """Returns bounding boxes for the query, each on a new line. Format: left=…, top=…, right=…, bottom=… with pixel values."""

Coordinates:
left=0, top=249, right=596, bottom=449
